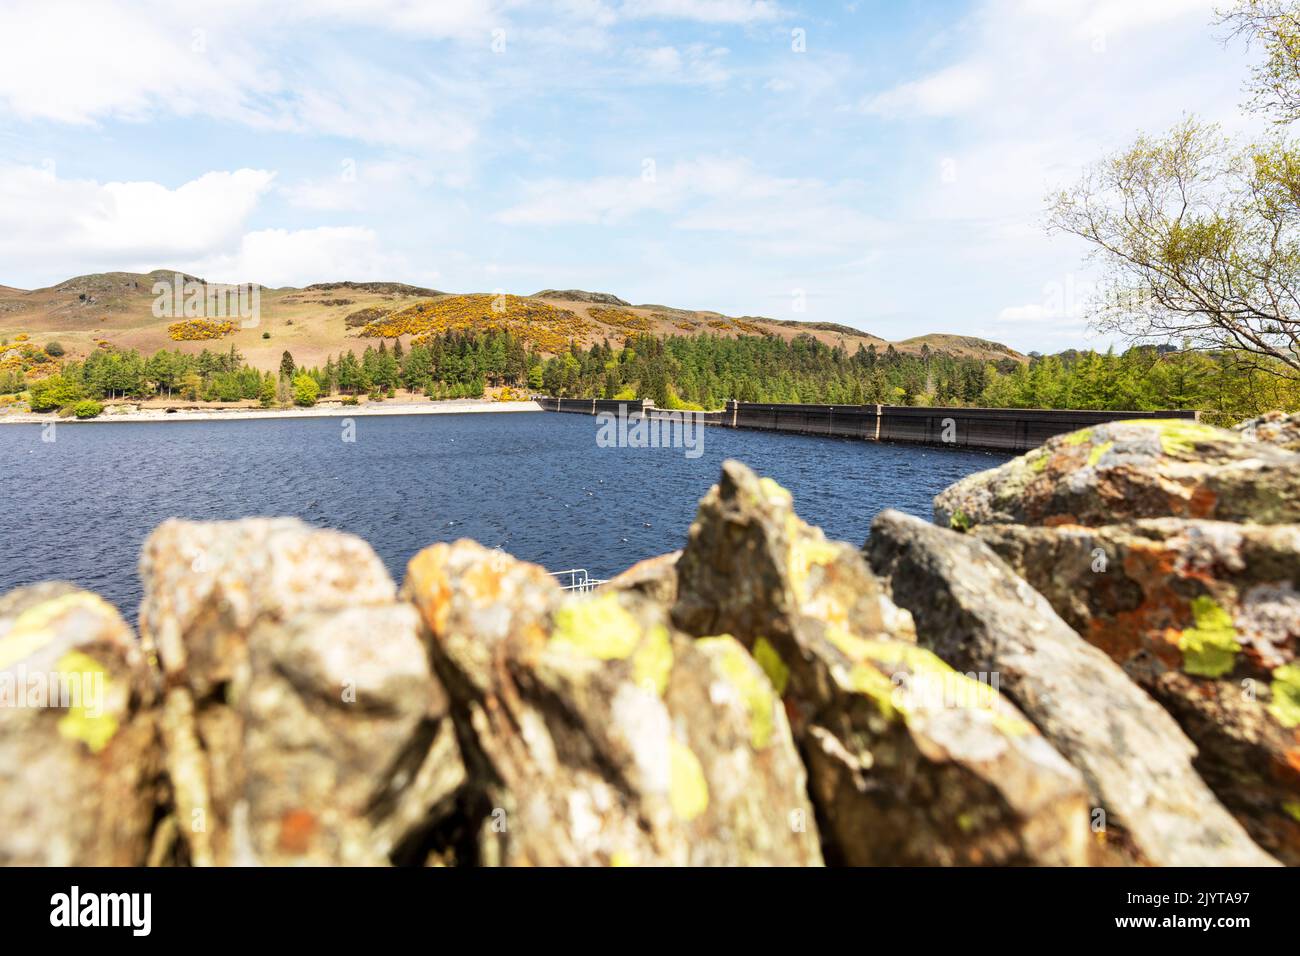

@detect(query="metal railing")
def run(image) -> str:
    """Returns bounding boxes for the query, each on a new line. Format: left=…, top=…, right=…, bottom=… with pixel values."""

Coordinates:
left=549, top=568, right=608, bottom=593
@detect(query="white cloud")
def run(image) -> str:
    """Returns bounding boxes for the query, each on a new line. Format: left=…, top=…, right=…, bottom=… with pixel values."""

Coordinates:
left=627, top=44, right=732, bottom=85
left=0, top=164, right=421, bottom=291
left=281, top=158, right=465, bottom=212
left=619, top=0, right=782, bottom=24
left=0, top=0, right=488, bottom=149
left=0, top=1, right=271, bottom=125
left=0, top=165, right=274, bottom=264
left=1015, top=0, right=1216, bottom=41
left=862, top=63, right=993, bottom=118
left=178, top=226, right=421, bottom=288
left=497, top=157, right=888, bottom=258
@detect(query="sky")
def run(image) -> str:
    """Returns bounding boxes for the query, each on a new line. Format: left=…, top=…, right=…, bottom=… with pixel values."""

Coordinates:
left=0, top=0, right=1267, bottom=353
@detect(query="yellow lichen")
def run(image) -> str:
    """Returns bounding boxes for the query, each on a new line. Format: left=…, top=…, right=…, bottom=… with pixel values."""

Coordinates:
left=550, top=593, right=642, bottom=660
left=1086, top=440, right=1114, bottom=467
left=669, top=740, right=709, bottom=822
left=1268, top=663, right=1300, bottom=729
left=1062, top=429, right=1093, bottom=446
left=1117, top=419, right=1225, bottom=456
left=632, top=624, right=673, bottom=695
left=758, top=476, right=793, bottom=506
left=828, top=627, right=1021, bottom=729
left=787, top=525, right=841, bottom=604
left=54, top=650, right=119, bottom=753
left=752, top=637, right=789, bottom=695
left=699, top=636, right=777, bottom=749
left=1178, top=595, right=1240, bottom=678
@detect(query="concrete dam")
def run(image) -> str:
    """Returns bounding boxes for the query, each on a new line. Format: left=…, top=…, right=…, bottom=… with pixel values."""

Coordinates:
left=537, top=398, right=1199, bottom=453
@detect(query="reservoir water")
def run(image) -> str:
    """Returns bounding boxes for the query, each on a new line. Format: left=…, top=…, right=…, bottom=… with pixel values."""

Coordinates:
left=0, top=411, right=1012, bottom=618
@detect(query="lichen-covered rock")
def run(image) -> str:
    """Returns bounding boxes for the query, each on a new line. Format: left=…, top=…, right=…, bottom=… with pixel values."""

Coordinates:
left=604, top=550, right=680, bottom=605
left=0, top=582, right=160, bottom=865
left=139, top=518, right=464, bottom=866
left=672, top=461, right=1090, bottom=865
left=935, top=419, right=1300, bottom=531
left=975, top=518, right=1300, bottom=864
left=868, top=509, right=1278, bottom=867
left=1236, top=410, right=1300, bottom=451
left=403, top=539, right=823, bottom=866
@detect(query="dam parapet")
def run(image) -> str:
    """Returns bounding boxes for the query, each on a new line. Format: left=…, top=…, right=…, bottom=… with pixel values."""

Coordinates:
left=536, top=397, right=1199, bottom=452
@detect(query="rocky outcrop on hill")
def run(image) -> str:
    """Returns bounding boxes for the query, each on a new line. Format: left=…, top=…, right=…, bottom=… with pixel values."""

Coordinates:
left=531, top=289, right=631, bottom=307
left=1, top=412, right=1295, bottom=867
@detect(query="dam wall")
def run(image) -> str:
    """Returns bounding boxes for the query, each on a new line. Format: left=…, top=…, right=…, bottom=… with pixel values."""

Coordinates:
left=536, top=397, right=1199, bottom=452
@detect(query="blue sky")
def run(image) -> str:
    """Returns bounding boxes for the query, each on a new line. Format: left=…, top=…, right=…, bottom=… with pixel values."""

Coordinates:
left=0, top=0, right=1261, bottom=352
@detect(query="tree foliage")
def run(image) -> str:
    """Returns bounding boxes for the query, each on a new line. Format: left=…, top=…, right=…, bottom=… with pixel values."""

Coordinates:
left=1049, top=2, right=1300, bottom=379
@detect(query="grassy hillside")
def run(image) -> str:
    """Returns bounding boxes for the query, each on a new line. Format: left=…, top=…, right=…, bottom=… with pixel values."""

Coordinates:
left=0, top=270, right=1027, bottom=373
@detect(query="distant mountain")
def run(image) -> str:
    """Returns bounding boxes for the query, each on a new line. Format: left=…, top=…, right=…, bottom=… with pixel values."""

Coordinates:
left=0, top=271, right=1028, bottom=372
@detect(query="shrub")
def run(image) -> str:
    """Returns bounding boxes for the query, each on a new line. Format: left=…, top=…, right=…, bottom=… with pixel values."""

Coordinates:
left=44, top=341, right=65, bottom=357
left=261, top=331, right=271, bottom=339
left=167, top=319, right=236, bottom=341
left=27, top=375, right=83, bottom=412
left=342, top=395, right=359, bottom=406
left=73, top=399, right=103, bottom=419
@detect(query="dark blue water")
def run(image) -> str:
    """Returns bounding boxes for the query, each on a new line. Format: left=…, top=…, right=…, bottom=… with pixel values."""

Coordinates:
left=0, top=412, right=1010, bottom=618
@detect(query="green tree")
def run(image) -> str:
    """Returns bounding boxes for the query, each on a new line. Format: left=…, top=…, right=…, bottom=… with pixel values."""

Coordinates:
left=1048, top=5, right=1300, bottom=380
left=292, top=372, right=319, bottom=406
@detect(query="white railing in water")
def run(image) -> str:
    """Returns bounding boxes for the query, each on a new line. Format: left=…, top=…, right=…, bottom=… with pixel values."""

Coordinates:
left=550, top=568, right=608, bottom=593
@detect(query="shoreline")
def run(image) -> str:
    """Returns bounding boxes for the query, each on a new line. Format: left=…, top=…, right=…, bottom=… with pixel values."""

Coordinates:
left=0, top=399, right=544, bottom=425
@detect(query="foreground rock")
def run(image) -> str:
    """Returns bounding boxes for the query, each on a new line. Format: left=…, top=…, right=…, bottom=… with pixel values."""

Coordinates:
left=0, top=583, right=160, bottom=865
left=1236, top=410, right=1300, bottom=451
left=139, top=518, right=464, bottom=866
left=603, top=550, right=681, bottom=605
left=673, top=461, right=1090, bottom=865
left=935, top=418, right=1300, bottom=530
left=868, top=510, right=1278, bottom=867
left=403, top=539, right=822, bottom=866
left=976, top=518, right=1300, bottom=864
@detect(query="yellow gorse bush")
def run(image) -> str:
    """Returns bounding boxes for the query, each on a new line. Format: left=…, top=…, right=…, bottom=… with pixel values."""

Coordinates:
left=168, top=319, right=237, bottom=342
left=366, top=294, right=590, bottom=354
left=587, top=307, right=654, bottom=333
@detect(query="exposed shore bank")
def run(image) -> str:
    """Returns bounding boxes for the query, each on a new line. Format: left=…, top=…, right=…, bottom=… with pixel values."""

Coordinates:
left=0, top=398, right=543, bottom=425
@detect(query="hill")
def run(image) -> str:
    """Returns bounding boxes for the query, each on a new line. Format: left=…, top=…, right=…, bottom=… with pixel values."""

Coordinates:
left=0, top=271, right=1027, bottom=371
